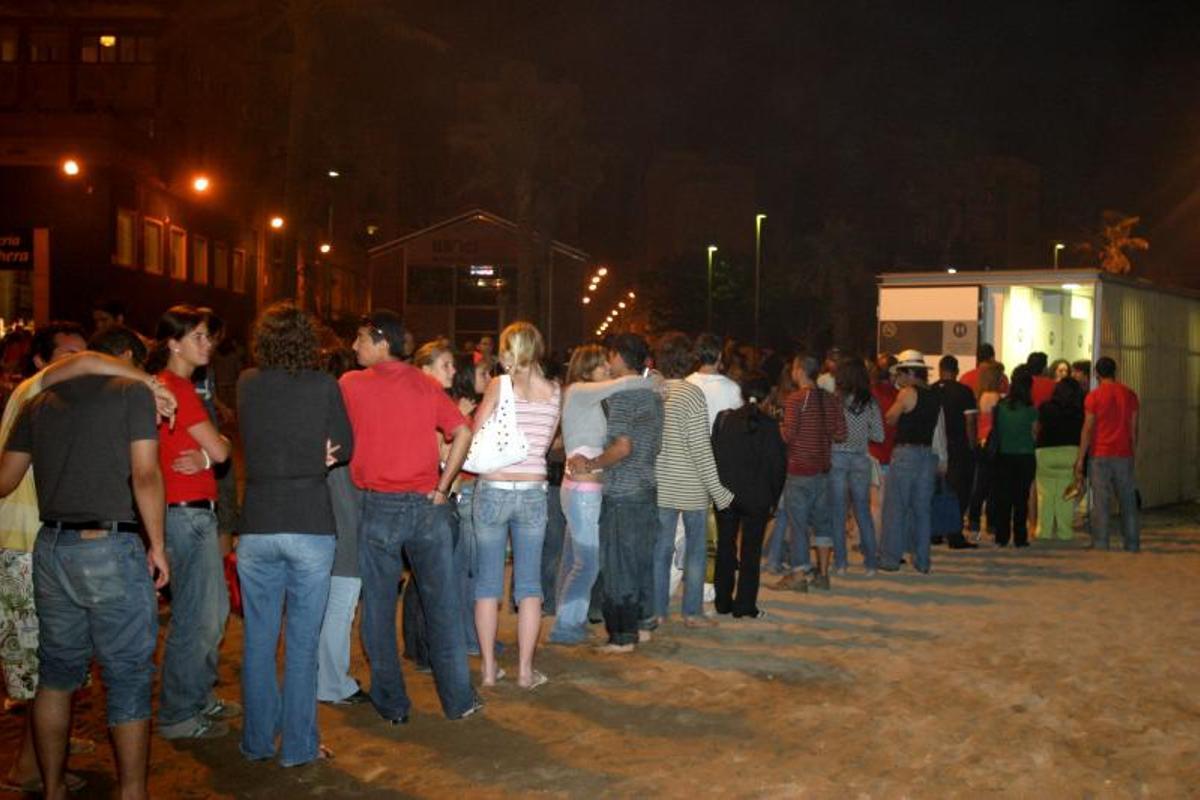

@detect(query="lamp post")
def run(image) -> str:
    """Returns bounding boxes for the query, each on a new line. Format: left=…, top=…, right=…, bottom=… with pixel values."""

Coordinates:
left=706, top=244, right=718, bottom=331
left=754, top=213, right=766, bottom=347
left=1053, top=242, right=1065, bottom=269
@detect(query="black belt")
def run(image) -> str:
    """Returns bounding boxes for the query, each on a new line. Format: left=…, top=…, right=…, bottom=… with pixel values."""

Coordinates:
left=43, top=520, right=140, bottom=533
left=168, top=499, right=216, bottom=510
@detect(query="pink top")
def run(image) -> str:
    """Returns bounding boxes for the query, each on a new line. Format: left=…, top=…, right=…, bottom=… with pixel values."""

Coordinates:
left=495, top=385, right=561, bottom=478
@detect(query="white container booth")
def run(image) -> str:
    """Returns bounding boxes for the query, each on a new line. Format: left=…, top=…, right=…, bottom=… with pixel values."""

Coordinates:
left=877, top=269, right=1200, bottom=507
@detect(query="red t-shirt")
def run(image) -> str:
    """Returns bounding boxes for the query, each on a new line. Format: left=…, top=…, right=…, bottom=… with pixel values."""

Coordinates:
left=960, top=365, right=1010, bottom=395
left=157, top=370, right=218, bottom=503
left=869, top=381, right=898, bottom=465
left=1084, top=380, right=1139, bottom=458
left=339, top=360, right=468, bottom=493
left=1031, top=375, right=1056, bottom=408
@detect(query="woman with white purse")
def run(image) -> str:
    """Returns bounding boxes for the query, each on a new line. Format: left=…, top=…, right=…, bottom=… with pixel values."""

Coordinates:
left=468, top=322, right=560, bottom=689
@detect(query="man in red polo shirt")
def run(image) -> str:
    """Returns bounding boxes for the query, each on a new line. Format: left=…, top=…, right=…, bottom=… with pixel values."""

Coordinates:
left=338, top=309, right=479, bottom=723
left=959, top=343, right=1010, bottom=394
left=1075, top=357, right=1139, bottom=551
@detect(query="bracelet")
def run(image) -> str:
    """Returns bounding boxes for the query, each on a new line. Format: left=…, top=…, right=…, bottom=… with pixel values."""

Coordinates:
left=202, top=450, right=212, bottom=470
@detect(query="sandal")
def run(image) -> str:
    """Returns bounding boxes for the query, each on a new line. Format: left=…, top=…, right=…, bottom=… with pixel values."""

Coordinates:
left=519, top=670, right=549, bottom=690
left=1, top=771, right=87, bottom=793
left=482, top=668, right=505, bottom=687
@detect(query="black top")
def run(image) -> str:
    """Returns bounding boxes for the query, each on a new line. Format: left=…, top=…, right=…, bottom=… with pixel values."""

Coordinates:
left=6, top=375, right=157, bottom=522
left=895, top=385, right=941, bottom=446
left=327, top=464, right=361, bottom=577
left=1038, top=398, right=1084, bottom=448
left=712, top=406, right=788, bottom=514
left=238, top=368, right=353, bottom=535
left=933, top=379, right=976, bottom=454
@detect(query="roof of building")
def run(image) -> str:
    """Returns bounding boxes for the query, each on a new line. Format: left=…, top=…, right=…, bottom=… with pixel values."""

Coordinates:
left=878, top=268, right=1200, bottom=299
left=367, top=208, right=590, bottom=262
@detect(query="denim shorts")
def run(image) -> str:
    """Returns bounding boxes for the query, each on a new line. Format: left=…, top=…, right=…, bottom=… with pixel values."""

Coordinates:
left=472, top=481, right=548, bottom=602
left=33, top=528, right=158, bottom=726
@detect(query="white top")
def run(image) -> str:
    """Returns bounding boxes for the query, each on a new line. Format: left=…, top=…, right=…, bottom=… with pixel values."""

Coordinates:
left=686, top=371, right=743, bottom=430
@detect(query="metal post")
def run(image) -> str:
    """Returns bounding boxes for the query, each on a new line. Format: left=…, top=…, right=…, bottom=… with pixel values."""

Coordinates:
left=754, top=214, right=766, bottom=347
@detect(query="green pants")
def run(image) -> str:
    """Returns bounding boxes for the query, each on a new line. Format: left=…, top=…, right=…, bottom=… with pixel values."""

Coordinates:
left=1036, top=446, right=1078, bottom=540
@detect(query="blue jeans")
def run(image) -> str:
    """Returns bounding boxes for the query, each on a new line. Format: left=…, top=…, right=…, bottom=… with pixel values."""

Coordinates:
left=455, top=485, right=481, bottom=655
left=783, top=474, right=831, bottom=572
left=237, top=533, right=334, bottom=766
left=33, top=528, right=157, bottom=726
left=541, top=483, right=567, bottom=614
left=879, top=446, right=937, bottom=571
left=764, top=499, right=796, bottom=573
left=472, top=482, right=548, bottom=602
left=829, top=451, right=878, bottom=569
left=159, top=507, right=225, bottom=730
left=654, top=508, right=708, bottom=618
left=358, top=491, right=474, bottom=720
left=550, top=485, right=602, bottom=642
left=317, top=576, right=361, bottom=702
left=1090, top=456, right=1139, bottom=551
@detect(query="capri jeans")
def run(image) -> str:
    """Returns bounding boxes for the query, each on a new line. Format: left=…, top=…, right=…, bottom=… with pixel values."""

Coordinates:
left=472, top=481, right=548, bottom=602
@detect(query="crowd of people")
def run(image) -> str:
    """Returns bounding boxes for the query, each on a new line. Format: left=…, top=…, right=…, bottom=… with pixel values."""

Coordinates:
left=0, top=299, right=1143, bottom=797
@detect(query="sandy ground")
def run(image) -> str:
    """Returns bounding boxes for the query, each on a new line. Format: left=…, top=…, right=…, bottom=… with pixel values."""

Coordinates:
left=3, top=505, right=1199, bottom=799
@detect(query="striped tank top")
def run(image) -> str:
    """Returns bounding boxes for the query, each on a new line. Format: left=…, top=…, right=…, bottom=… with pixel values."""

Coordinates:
left=495, top=384, right=561, bottom=477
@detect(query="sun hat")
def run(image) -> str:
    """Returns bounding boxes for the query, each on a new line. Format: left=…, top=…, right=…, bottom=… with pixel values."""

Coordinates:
left=890, top=349, right=928, bottom=373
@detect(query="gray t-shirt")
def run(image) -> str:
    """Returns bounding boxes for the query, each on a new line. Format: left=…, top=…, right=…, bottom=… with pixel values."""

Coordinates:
left=326, top=464, right=361, bottom=578
left=6, top=375, right=157, bottom=522
left=601, top=388, right=663, bottom=499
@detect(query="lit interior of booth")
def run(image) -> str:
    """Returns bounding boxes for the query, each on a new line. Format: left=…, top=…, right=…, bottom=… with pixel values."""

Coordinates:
left=984, top=283, right=1095, bottom=369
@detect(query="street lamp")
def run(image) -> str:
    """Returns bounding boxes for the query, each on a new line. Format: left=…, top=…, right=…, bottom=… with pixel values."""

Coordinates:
left=192, top=175, right=210, bottom=193
left=754, top=213, right=766, bottom=347
left=269, top=216, right=285, bottom=230
left=1053, top=242, right=1066, bottom=269
left=61, top=158, right=81, bottom=177
left=597, top=267, right=608, bottom=277
left=582, top=296, right=591, bottom=304
left=706, top=244, right=718, bottom=331
left=319, top=243, right=331, bottom=254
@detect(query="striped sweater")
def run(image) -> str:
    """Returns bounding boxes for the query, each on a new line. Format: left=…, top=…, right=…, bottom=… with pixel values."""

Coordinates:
left=783, top=386, right=847, bottom=476
left=655, top=379, right=734, bottom=511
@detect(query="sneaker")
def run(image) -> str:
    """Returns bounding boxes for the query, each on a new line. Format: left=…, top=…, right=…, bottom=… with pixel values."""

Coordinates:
left=321, top=689, right=370, bottom=706
left=812, top=574, right=831, bottom=591
left=864, top=567, right=877, bottom=577
left=832, top=566, right=848, bottom=576
left=159, top=716, right=230, bottom=740
left=203, top=698, right=242, bottom=720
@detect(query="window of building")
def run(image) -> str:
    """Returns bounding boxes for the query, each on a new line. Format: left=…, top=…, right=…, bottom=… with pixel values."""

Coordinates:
left=115, top=209, right=137, bottom=267
left=0, top=27, right=17, bottom=63
left=169, top=227, right=186, bottom=280
left=142, top=218, right=163, bottom=274
left=80, top=33, right=151, bottom=64
left=407, top=265, right=454, bottom=304
left=29, top=29, right=68, bottom=63
left=213, top=242, right=229, bottom=289
left=232, top=248, right=246, bottom=293
left=192, top=235, right=208, bottom=284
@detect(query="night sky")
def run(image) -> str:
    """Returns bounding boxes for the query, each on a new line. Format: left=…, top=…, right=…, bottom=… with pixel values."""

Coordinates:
left=403, top=0, right=1200, bottom=283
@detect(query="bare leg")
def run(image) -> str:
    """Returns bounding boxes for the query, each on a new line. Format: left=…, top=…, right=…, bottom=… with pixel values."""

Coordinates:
left=31, top=688, right=71, bottom=800
left=110, top=720, right=149, bottom=800
left=4, top=715, right=39, bottom=786
left=816, top=546, right=832, bottom=576
left=474, top=599, right=500, bottom=685
left=515, top=597, right=542, bottom=686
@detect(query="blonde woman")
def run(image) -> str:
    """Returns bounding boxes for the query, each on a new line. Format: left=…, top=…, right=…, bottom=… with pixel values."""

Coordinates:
left=472, top=323, right=560, bottom=688
left=413, top=339, right=455, bottom=389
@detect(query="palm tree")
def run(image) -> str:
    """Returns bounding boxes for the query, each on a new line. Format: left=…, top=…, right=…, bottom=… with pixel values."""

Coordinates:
left=1076, top=210, right=1149, bottom=275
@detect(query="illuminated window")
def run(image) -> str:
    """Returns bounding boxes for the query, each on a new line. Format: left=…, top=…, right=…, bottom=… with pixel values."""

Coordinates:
left=115, top=209, right=136, bottom=267
left=192, top=235, right=208, bottom=284
left=232, top=248, right=246, bottom=293
left=169, top=227, right=186, bottom=280
left=213, top=242, right=229, bottom=289
left=0, top=27, right=18, bottom=63
left=142, top=218, right=163, bottom=274
left=29, top=29, right=68, bottom=63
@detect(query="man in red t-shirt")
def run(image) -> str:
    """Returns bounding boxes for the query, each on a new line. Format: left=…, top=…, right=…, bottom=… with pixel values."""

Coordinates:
left=339, top=309, right=478, bottom=723
left=1075, top=357, right=1140, bottom=551
left=959, top=343, right=1010, bottom=395
left=1026, top=352, right=1056, bottom=408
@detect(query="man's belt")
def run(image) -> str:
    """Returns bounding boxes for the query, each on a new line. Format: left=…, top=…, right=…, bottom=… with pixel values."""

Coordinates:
left=42, top=520, right=140, bottom=533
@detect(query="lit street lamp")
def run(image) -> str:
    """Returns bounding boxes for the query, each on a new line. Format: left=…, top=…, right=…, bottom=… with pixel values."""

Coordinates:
left=754, top=213, right=766, bottom=347
left=1053, top=242, right=1066, bottom=269
left=61, top=158, right=81, bottom=177
left=192, top=175, right=210, bottom=193
left=319, top=243, right=331, bottom=254
left=269, top=216, right=285, bottom=230
left=706, top=244, right=718, bottom=332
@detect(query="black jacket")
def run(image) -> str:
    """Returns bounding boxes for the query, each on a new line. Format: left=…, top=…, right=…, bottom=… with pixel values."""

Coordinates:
left=711, top=405, right=788, bottom=514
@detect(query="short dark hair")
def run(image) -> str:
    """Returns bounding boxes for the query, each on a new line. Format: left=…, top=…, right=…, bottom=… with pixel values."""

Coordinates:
left=1026, top=351, right=1048, bottom=374
left=608, top=333, right=649, bottom=374
left=1095, top=356, right=1117, bottom=379
left=89, top=325, right=147, bottom=368
left=694, top=333, right=722, bottom=367
left=977, top=343, right=995, bottom=361
left=938, top=354, right=959, bottom=374
left=360, top=309, right=407, bottom=358
left=655, top=331, right=695, bottom=379
left=92, top=298, right=126, bottom=318
left=28, top=320, right=86, bottom=373
left=1072, top=359, right=1092, bottom=378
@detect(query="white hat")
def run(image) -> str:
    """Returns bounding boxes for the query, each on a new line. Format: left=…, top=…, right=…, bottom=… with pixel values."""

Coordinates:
left=890, top=349, right=928, bottom=373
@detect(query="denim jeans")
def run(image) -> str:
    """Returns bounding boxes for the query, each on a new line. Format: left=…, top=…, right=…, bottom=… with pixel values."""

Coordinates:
left=359, top=491, right=474, bottom=720
left=654, top=508, right=708, bottom=618
left=455, top=485, right=481, bottom=655
left=550, top=485, right=602, bottom=643
left=763, top=500, right=797, bottom=573
left=599, top=492, right=658, bottom=645
left=829, top=451, right=877, bottom=569
left=783, top=474, right=830, bottom=571
left=237, top=533, right=334, bottom=766
left=317, top=576, right=361, bottom=702
left=472, top=482, right=548, bottom=602
left=541, top=484, right=567, bottom=614
left=159, top=507, right=225, bottom=730
left=879, top=446, right=937, bottom=571
left=33, top=528, right=157, bottom=726
left=1090, top=456, right=1139, bottom=551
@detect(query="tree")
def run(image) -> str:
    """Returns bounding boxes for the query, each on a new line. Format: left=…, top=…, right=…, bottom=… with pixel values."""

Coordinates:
left=1076, top=211, right=1149, bottom=274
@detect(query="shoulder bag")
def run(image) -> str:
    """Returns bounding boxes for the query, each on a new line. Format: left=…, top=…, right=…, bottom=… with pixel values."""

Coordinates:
left=463, top=374, right=529, bottom=474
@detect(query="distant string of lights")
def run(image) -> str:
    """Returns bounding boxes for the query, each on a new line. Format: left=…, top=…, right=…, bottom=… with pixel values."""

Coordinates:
left=595, top=291, right=636, bottom=337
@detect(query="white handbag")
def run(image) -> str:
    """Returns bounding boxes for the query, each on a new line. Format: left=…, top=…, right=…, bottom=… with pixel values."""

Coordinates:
left=463, top=374, right=529, bottom=474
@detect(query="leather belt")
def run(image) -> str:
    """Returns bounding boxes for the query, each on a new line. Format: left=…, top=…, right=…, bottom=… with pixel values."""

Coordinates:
left=168, top=499, right=216, bottom=510
left=42, top=520, right=140, bottom=534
